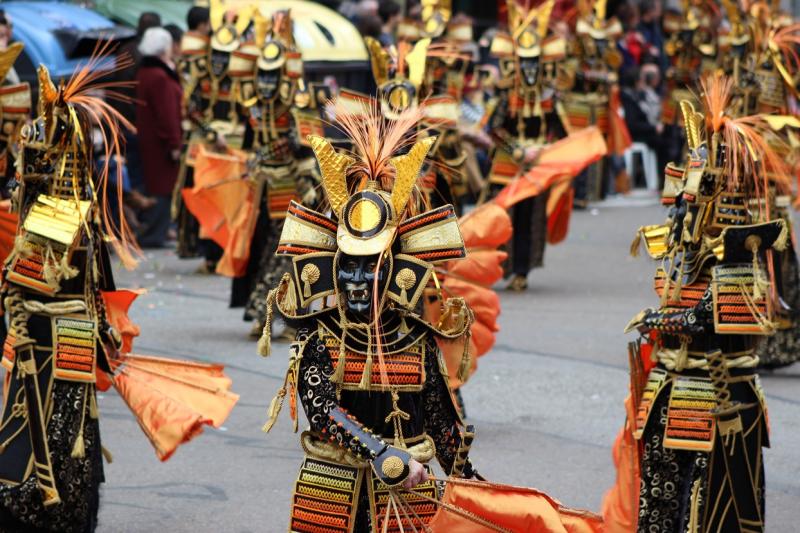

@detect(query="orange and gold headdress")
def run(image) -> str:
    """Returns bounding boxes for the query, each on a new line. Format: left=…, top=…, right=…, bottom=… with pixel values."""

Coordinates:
left=30, top=42, right=140, bottom=267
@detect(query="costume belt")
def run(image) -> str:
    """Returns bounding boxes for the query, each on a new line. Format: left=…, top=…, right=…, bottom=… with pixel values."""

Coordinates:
left=655, top=346, right=758, bottom=372
left=301, top=431, right=435, bottom=467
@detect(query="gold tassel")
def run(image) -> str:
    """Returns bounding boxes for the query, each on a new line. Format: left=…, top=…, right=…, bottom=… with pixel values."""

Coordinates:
left=257, top=289, right=277, bottom=357
left=359, top=351, right=373, bottom=390
left=331, top=332, right=347, bottom=384
left=400, top=317, right=409, bottom=334
left=629, top=230, right=642, bottom=257
left=89, top=392, right=98, bottom=419
left=101, top=445, right=113, bottom=463
left=262, top=388, right=286, bottom=433
left=71, top=432, right=85, bottom=459
left=773, top=220, right=789, bottom=252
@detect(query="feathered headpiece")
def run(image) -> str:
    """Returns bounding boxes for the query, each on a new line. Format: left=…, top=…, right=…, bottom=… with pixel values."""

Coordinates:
left=680, top=73, right=789, bottom=211
left=35, top=41, right=140, bottom=267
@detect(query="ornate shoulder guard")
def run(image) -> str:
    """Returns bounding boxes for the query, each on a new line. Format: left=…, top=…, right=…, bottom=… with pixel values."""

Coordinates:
left=630, top=224, right=670, bottom=259
left=710, top=220, right=788, bottom=335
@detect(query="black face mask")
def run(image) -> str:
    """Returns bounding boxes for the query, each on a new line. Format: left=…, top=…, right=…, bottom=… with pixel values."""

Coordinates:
left=519, top=57, right=540, bottom=87
left=336, top=253, right=389, bottom=317
left=256, top=69, right=281, bottom=100
left=210, top=50, right=229, bottom=78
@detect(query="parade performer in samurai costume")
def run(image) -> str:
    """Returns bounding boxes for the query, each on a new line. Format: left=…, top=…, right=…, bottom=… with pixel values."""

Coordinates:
left=173, top=0, right=253, bottom=266
left=623, top=74, right=786, bottom=532
left=563, top=0, right=631, bottom=201
left=0, top=51, right=237, bottom=532
left=238, top=9, right=321, bottom=336
left=484, top=0, right=570, bottom=291
left=719, top=2, right=800, bottom=369
left=260, top=101, right=480, bottom=533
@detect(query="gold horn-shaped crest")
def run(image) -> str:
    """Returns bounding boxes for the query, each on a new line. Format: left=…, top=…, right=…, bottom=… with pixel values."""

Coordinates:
left=680, top=100, right=704, bottom=150
left=210, top=0, right=226, bottom=31
left=38, top=65, right=58, bottom=107
left=308, top=135, right=354, bottom=218
left=235, top=5, right=256, bottom=37
left=595, top=0, right=608, bottom=26
left=253, top=9, right=269, bottom=46
left=0, top=42, right=23, bottom=84
left=407, top=38, right=431, bottom=89
left=537, top=0, right=556, bottom=40
left=388, top=136, right=436, bottom=216
left=364, top=36, right=390, bottom=85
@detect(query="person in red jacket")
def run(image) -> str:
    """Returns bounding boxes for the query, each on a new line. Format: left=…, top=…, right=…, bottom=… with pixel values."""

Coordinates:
left=136, top=27, right=183, bottom=247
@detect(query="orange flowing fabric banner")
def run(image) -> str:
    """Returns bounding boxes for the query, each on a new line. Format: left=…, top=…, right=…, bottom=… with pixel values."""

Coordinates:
left=493, top=126, right=608, bottom=210
left=111, top=353, right=239, bottom=461
left=435, top=204, right=512, bottom=386
left=0, top=200, right=17, bottom=265
left=601, top=395, right=640, bottom=532
left=182, top=145, right=258, bottom=277
left=427, top=479, right=603, bottom=532
left=101, top=289, right=144, bottom=353
left=607, top=86, right=633, bottom=156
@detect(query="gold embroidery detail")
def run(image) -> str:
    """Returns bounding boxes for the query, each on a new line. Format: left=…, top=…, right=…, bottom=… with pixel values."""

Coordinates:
left=381, top=456, right=404, bottom=478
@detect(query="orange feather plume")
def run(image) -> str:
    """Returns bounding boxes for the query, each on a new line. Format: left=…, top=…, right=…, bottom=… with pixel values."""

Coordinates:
left=329, top=98, right=425, bottom=194
left=699, top=73, right=789, bottom=216
left=59, top=39, right=140, bottom=268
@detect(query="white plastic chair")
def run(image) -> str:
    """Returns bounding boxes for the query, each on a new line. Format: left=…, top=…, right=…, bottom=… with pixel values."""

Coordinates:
left=624, top=142, right=658, bottom=191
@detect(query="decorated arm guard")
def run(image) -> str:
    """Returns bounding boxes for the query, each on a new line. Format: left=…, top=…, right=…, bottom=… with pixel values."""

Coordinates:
left=626, top=287, right=714, bottom=335
left=297, top=331, right=414, bottom=487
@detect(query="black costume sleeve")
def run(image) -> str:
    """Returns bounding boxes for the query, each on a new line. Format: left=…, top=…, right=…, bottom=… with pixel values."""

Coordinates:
left=422, top=339, right=477, bottom=478
left=295, top=328, right=412, bottom=486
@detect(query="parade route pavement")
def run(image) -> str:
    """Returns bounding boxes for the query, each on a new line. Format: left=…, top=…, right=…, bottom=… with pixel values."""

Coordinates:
left=87, top=198, right=799, bottom=532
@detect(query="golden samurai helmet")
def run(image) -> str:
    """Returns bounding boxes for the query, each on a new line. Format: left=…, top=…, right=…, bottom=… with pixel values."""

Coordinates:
left=265, top=102, right=466, bottom=324
left=420, top=0, right=452, bottom=39
left=364, top=36, right=431, bottom=118
left=663, top=75, right=789, bottom=245
left=250, top=8, right=303, bottom=103
left=575, top=0, right=623, bottom=65
left=208, top=0, right=254, bottom=78
left=490, top=0, right=564, bottom=86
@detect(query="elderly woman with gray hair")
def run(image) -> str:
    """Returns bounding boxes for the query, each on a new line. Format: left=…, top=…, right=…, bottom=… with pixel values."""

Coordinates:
left=136, top=27, right=183, bottom=247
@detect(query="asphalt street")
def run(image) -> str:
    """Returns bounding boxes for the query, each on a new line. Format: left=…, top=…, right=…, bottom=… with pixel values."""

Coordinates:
left=81, top=197, right=799, bottom=532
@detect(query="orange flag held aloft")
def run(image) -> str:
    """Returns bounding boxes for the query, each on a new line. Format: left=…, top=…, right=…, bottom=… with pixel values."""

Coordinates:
left=426, top=478, right=603, bottom=533
left=110, top=353, right=239, bottom=461
left=493, top=126, right=608, bottom=210
left=182, top=145, right=258, bottom=277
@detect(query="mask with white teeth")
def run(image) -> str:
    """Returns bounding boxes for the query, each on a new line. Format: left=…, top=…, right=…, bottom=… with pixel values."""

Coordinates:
left=336, top=253, right=388, bottom=316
